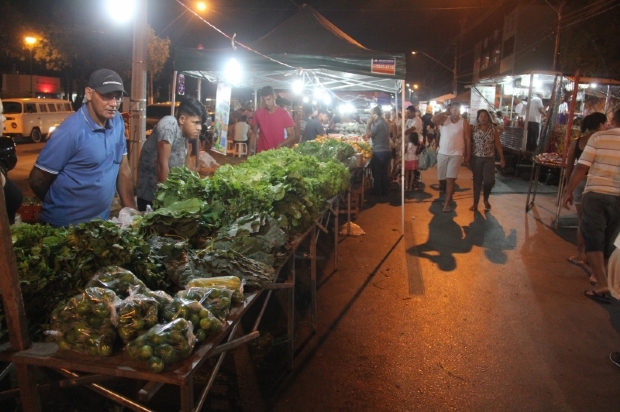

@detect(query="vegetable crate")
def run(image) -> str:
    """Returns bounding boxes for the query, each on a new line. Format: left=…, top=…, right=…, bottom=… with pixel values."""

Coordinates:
left=17, top=204, right=41, bottom=224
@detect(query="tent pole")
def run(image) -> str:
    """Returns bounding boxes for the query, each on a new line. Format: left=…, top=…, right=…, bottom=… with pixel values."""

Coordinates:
left=400, top=80, right=405, bottom=235
left=171, top=71, right=177, bottom=116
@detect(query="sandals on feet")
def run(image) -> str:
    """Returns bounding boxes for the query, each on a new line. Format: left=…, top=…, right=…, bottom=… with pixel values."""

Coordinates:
left=567, top=256, right=587, bottom=267
left=483, top=201, right=492, bottom=211
left=584, top=290, right=611, bottom=304
left=469, top=205, right=478, bottom=212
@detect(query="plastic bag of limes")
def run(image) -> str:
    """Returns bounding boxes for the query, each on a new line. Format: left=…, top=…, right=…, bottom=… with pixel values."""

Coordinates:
left=125, top=318, right=196, bottom=373
left=48, top=287, right=120, bottom=356
left=176, top=286, right=233, bottom=320
left=162, top=297, right=223, bottom=343
left=87, top=266, right=149, bottom=299
left=117, top=290, right=160, bottom=343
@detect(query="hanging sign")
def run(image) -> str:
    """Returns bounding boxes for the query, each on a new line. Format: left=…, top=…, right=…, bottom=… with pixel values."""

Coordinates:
left=212, top=82, right=232, bottom=155
left=371, top=58, right=396, bottom=76
left=469, top=86, right=496, bottom=125
left=177, top=73, right=185, bottom=95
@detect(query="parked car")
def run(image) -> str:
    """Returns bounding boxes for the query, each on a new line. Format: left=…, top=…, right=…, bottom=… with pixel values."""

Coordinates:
left=1, top=98, right=74, bottom=142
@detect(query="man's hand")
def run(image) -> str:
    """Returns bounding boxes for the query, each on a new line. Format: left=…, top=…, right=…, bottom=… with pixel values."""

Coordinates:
left=562, top=191, right=574, bottom=210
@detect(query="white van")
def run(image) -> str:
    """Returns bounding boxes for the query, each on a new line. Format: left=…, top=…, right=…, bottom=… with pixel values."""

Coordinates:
left=2, top=98, right=74, bottom=142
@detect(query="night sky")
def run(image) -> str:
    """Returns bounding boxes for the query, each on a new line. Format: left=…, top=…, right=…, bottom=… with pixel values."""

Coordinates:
left=6, top=0, right=516, bottom=97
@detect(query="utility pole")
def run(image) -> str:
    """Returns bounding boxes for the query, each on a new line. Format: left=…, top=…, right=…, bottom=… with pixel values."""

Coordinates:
left=453, top=46, right=458, bottom=97
left=129, top=0, right=148, bottom=179
left=553, top=1, right=565, bottom=71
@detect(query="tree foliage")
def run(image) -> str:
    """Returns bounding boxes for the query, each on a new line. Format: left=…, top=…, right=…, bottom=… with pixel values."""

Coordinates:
left=147, top=27, right=170, bottom=78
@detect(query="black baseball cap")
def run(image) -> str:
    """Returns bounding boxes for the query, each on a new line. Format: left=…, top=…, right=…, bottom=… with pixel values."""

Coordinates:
left=87, top=69, right=126, bottom=95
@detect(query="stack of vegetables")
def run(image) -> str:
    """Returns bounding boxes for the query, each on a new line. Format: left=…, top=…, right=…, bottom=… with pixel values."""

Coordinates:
left=1, top=145, right=351, bottom=371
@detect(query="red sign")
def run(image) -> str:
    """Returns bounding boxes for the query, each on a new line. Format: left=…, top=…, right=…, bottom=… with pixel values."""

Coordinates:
left=371, top=59, right=396, bottom=76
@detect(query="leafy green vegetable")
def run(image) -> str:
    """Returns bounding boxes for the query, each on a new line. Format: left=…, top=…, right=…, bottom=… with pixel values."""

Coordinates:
left=153, top=167, right=209, bottom=209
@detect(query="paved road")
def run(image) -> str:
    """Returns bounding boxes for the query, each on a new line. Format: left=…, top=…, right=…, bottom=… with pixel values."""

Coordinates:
left=7, top=140, right=43, bottom=198
left=266, top=167, right=620, bottom=412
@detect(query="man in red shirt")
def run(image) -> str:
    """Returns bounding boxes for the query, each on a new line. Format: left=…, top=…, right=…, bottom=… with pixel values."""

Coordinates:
left=249, top=86, right=297, bottom=154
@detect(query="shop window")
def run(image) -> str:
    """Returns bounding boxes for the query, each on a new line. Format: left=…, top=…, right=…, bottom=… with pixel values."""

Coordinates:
left=503, top=36, right=515, bottom=58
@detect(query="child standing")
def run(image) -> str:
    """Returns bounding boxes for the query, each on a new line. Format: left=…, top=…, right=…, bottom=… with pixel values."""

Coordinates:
left=404, top=132, right=424, bottom=190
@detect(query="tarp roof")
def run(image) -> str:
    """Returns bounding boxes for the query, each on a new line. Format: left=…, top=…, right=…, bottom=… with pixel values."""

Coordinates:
left=174, top=5, right=405, bottom=93
left=428, top=93, right=456, bottom=102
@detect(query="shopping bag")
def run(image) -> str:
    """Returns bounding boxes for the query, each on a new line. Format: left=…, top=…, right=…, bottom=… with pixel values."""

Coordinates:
left=418, top=147, right=437, bottom=170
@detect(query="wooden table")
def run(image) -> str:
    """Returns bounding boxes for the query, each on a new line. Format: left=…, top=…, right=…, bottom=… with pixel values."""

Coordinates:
left=0, top=198, right=344, bottom=411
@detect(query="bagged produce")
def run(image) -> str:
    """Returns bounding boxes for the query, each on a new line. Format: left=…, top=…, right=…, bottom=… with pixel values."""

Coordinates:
left=117, top=291, right=160, bottom=343
left=187, top=276, right=244, bottom=303
left=142, top=289, right=174, bottom=308
left=125, top=318, right=196, bottom=373
left=48, top=287, right=120, bottom=356
left=162, top=297, right=223, bottom=343
left=177, top=287, right=233, bottom=320
left=86, top=266, right=148, bottom=298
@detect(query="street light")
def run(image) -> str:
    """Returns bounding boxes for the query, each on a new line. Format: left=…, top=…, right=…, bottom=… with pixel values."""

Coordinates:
left=24, top=37, right=37, bottom=97
left=412, top=51, right=457, bottom=97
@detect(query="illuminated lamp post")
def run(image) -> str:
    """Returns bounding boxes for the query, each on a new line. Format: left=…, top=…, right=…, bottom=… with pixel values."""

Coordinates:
left=24, top=37, right=37, bottom=97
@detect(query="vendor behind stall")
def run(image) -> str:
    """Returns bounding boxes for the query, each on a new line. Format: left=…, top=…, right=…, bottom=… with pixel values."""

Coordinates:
left=302, top=109, right=329, bottom=141
left=29, top=68, right=136, bottom=227
left=526, top=92, right=547, bottom=151
left=136, top=96, right=206, bottom=211
left=249, top=86, right=297, bottom=154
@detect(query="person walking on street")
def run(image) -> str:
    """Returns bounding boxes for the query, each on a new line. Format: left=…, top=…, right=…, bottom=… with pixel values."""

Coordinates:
left=29, top=68, right=136, bottom=227
left=562, top=108, right=620, bottom=304
left=136, top=96, right=206, bottom=211
left=564, top=112, right=608, bottom=282
left=365, top=106, right=391, bottom=200
left=249, top=86, right=297, bottom=154
left=470, top=109, right=505, bottom=212
left=432, top=101, right=471, bottom=213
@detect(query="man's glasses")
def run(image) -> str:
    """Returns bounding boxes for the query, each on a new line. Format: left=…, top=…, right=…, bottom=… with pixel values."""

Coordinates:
left=95, top=90, right=123, bottom=103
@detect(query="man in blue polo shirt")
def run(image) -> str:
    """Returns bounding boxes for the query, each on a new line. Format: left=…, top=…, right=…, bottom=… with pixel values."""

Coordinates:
left=29, top=68, right=136, bottom=227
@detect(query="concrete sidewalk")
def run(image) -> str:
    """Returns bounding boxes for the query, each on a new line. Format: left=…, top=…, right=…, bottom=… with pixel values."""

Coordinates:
left=269, top=164, right=620, bottom=411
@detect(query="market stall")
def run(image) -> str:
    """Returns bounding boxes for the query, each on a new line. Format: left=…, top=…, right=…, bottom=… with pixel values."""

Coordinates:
left=0, top=144, right=352, bottom=410
left=172, top=4, right=408, bottom=233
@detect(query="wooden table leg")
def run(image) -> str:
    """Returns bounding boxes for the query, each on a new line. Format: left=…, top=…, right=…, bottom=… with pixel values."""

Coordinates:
left=334, top=195, right=339, bottom=269
left=310, top=225, right=317, bottom=332
left=180, top=379, right=194, bottom=412
left=287, top=254, right=296, bottom=371
left=15, top=363, right=42, bottom=412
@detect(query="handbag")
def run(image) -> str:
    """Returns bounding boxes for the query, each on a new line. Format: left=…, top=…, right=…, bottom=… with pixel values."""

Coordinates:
left=418, top=147, right=437, bottom=170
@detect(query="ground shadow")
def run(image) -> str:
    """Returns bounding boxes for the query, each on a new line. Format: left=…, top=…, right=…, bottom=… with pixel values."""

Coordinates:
left=408, top=199, right=517, bottom=271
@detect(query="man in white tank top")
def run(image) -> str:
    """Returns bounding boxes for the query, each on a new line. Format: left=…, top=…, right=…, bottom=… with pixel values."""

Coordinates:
left=431, top=101, right=471, bottom=212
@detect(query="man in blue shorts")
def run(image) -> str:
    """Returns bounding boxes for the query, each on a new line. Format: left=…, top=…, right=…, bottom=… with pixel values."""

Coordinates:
left=29, top=68, right=136, bottom=227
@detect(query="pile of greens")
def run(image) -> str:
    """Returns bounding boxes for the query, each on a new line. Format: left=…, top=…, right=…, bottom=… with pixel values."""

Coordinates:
left=1, top=221, right=167, bottom=342
left=3, top=146, right=351, bottom=343
left=294, top=139, right=356, bottom=167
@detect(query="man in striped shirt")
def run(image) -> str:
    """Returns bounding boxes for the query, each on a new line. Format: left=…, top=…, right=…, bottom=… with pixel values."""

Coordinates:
left=563, top=109, right=620, bottom=303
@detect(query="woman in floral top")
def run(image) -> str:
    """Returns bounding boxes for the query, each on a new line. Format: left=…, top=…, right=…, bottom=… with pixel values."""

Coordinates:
left=470, top=109, right=505, bottom=211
